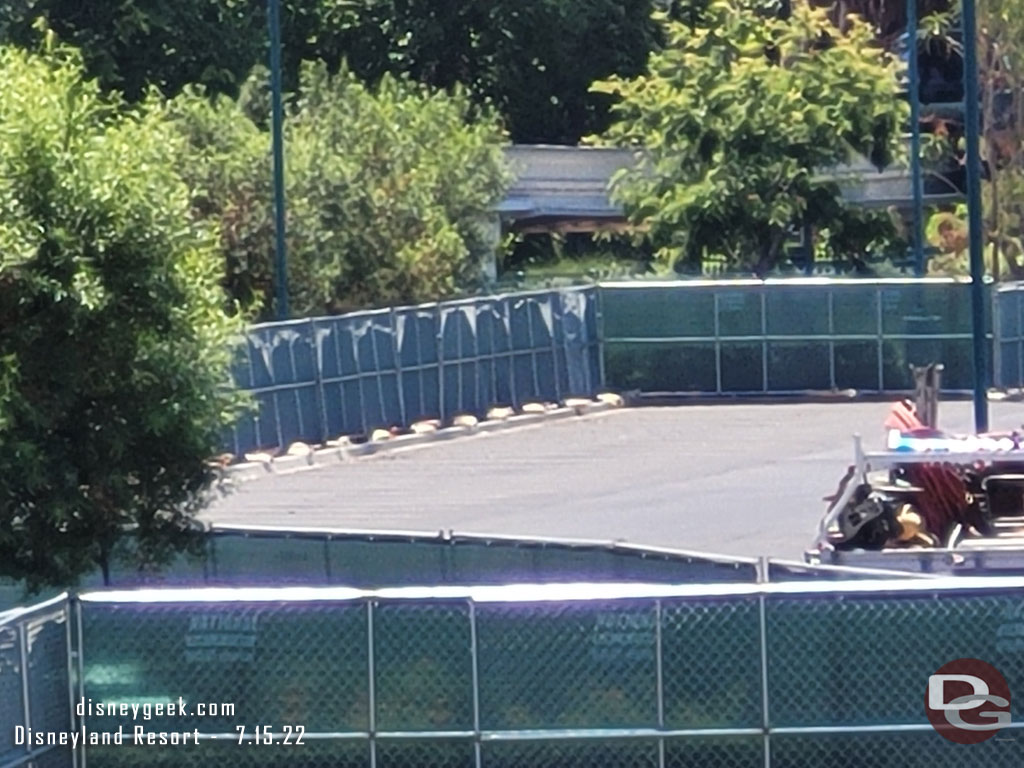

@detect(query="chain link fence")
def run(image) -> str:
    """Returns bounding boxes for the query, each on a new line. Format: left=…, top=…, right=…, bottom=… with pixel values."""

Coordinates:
left=0, top=597, right=74, bottom=768
left=46, top=577, right=1019, bottom=767
left=228, top=288, right=600, bottom=456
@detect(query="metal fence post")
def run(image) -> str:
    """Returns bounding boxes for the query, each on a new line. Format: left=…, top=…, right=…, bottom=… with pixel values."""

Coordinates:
left=66, top=601, right=78, bottom=768
left=758, top=558, right=771, bottom=768
left=655, top=599, right=665, bottom=768
left=713, top=292, right=723, bottom=394
left=469, top=601, right=482, bottom=768
left=596, top=285, right=607, bottom=391
left=367, top=601, right=377, bottom=768
left=18, top=622, right=31, bottom=755
left=827, top=289, right=837, bottom=389
left=876, top=285, right=885, bottom=392
left=991, top=288, right=1003, bottom=390
left=76, top=600, right=87, bottom=768
left=760, top=289, right=769, bottom=393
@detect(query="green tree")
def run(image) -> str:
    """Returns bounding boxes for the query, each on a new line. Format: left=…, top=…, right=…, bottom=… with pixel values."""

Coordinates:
left=168, top=63, right=512, bottom=318
left=0, top=42, right=244, bottom=590
left=0, top=0, right=686, bottom=144
left=0, top=0, right=267, bottom=100
left=591, top=0, right=909, bottom=275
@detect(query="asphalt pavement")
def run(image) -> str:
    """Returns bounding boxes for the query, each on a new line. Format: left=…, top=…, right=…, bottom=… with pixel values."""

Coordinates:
left=204, top=400, right=1024, bottom=560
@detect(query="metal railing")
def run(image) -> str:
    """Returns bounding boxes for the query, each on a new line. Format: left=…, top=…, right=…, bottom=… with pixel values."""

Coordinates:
left=55, top=577, right=1023, bottom=768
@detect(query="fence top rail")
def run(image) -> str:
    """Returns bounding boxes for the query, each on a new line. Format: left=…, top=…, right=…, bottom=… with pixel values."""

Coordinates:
left=208, top=523, right=760, bottom=565
left=767, top=558, right=936, bottom=580
left=598, top=277, right=985, bottom=289
left=77, top=575, right=1024, bottom=605
left=0, top=592, right=68, bottom=627
left=245, top=286, right=594, bottom=332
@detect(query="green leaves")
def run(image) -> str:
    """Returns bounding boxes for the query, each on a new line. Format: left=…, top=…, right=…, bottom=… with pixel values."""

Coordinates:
left=167, top=63, right=511, bottom=318
left=0, top=44, right=245, bottom=591
left=593, top=0, right=908, bottom=275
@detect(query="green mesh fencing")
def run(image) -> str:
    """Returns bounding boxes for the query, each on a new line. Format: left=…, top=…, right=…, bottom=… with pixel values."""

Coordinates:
left=600, top=279, right=992, bottom=393
left=9, top=579, right=1024, bottom=768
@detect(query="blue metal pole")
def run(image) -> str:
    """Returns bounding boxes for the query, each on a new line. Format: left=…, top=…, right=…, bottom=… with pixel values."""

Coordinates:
left=962, top=0, right=988, bottom=431
left=907, top=0, right=925, bottom=275
left=269, top=0, right=289, bottom=319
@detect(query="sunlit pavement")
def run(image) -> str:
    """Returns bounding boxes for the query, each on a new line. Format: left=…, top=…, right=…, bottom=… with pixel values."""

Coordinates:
left=205, top=401, right=1024, bottom=560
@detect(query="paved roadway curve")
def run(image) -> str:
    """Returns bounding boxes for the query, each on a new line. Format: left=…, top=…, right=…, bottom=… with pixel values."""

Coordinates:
left=204, top=401, right=1024, bottom=560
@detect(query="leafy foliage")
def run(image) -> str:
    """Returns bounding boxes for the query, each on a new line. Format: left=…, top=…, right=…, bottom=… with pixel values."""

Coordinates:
left=168, top=64, right=512, bottom=318
left=0, top=0, right=685, bottom=144
left=0, top=43, right=245, bottom=590
left=591, top=0, right=909, bottom=275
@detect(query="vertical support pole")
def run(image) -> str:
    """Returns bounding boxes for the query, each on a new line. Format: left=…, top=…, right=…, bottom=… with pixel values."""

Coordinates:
left=876, top=286, right=885, bottom=391
left=655, top=599, right=665, bottom=768
left=991, top=289, right=1002, bottom=389
left=713, top=292, right=723, bottom=394
left=66, top=603, right=78, bottom=768
left=596, top=286, right=607, bottom=391
left=19, top=622, right=31, bottom=752
left=827, top=288, right=836, bottom=389
left=268, top=0, right=288, bottom=320
left=758, top=557, right=771, bottom=768
left=962, top=0, right=989, bottom=431
left=760, top=289, right=769, bottom=393
left=908, top=0, right=926, bottom=275
left=76, top=600, right=87, bottom=768
left=469, top=601, right=482, bottom=768
left=367, top=601, right=376, bottom=768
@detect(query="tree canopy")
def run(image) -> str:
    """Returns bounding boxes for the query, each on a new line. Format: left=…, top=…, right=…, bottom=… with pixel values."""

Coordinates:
left=0, top=42, right=245, bottom=589
left=591, top=0, right=910, bottom=275
left=0, top=0, right=682, bottom=144
left=167, top=63, right=511, bottom=318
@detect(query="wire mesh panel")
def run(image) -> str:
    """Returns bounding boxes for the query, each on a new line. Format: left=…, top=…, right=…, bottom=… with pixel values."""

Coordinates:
left=663, top=735, right=764, bottom=768
left=80, top=602, right=369, bottom=735
left=771, top=731, right=1021, bottom=768
left=26, top=609, right=72, bottom=743
left=481, top=738, right=660, bottom=768
left=83, top=740, right=369, bottom=768
left=376, top=739, right=475, bottom=768
left=373, top=602, right=474, bottom=732
left=476, top=602, right=658, bottom=730
left=660, top=598, right=762, bottom=729
left=766, top=591, right=1024, bottom=728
